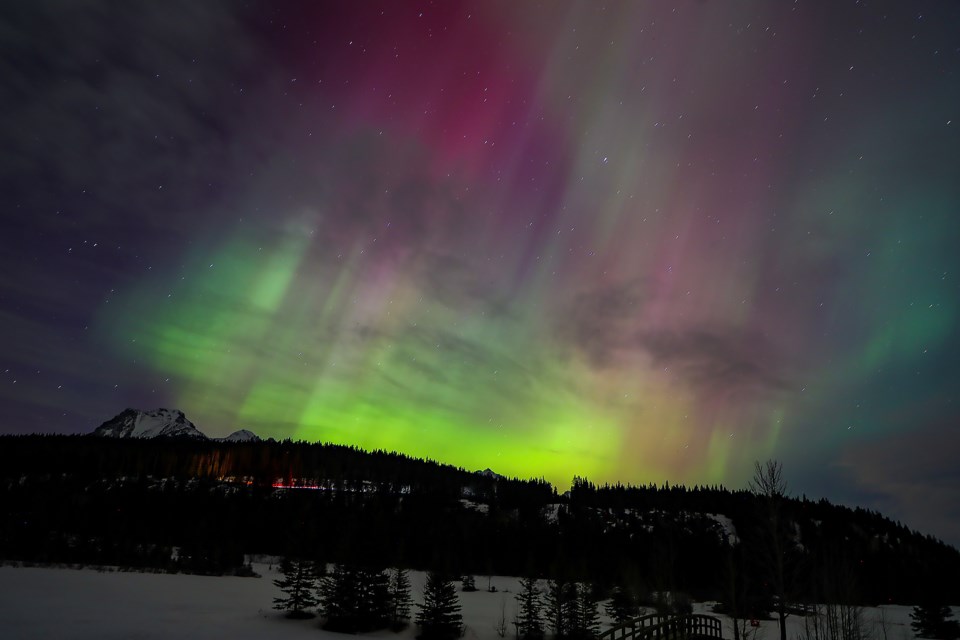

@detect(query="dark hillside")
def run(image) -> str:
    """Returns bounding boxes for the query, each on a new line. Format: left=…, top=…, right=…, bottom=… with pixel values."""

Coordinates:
left=1, top=435, right=956, bottom=604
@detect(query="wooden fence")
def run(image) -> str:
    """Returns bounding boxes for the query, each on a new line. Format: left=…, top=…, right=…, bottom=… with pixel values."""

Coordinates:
left=598, top=613, right=723, bottom=640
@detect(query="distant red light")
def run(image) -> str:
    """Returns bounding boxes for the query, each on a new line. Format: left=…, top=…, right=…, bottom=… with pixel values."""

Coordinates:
left=272, top=482, right=324, bottom=490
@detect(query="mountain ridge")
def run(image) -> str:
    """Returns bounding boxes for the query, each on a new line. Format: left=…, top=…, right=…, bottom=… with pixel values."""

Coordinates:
left=92, top=408, right=259, bottom=442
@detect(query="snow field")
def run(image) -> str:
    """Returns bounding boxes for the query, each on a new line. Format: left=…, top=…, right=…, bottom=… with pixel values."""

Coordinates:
left=0, top=564, right=940, bottom=640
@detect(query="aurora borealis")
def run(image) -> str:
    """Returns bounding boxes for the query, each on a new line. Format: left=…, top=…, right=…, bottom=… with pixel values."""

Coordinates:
left=2, top=2, right=959, bottom=542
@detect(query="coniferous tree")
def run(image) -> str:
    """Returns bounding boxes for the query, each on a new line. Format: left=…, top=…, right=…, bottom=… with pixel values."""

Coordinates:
left=272, top=557, right=320, bottom=618
left=359, top=566, right=392, bottom=630
left=321, top=564, right=392, bottom=632
left=563, top=589, right=581, bottom=639
left=417, top=572, right=463, bottom=640
left=604, top=585, right=639, bottom=625
left=565, top=582, right=600, bottom=640
left=516, top=577, right=545, bottom=640
left=389, top=567, right=414, bottom=629
left=911, top=603, right=960, bottom=640
left=321, top=563, right=362, bottom=631
left=568, top=583, right=600, bottom=640
left=462, top=574, right=477, bottom=591
left=545, top=578, right=576, bottom=639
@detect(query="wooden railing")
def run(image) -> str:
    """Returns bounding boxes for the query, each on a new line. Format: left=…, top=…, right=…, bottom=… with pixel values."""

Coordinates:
left=599, top=614, right=723, bottom=640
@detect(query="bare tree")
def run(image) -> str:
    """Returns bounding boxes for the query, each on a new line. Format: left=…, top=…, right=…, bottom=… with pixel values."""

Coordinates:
left=876, top=606, right=890, bottom=640
left=798, top=603, right=866, bottom=640
left=749, top=460, right=787, bottom=499
left=798, top=541, right=869, bottom=640
left=749, top=460, right=792, bottom=640
left=720, top=545, right=754, bottom=640
left=494, top=597, right=509, bottom=638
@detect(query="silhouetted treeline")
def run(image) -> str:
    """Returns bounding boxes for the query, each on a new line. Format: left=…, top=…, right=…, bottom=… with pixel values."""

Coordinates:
left=0, top=435, right=957, bottom=605
left=0, top=435, right=553, bottom=502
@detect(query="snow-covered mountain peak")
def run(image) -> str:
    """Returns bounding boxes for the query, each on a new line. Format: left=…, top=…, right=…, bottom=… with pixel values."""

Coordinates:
left=93, top=408, right=207, bottom=440
left=218, top=429, right=261, bottom=443
left=476, top=468, right=505, bottom=480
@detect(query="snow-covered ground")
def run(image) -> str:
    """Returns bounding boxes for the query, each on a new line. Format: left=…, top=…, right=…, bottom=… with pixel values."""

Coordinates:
left=0, top=564, right=932, bottom=640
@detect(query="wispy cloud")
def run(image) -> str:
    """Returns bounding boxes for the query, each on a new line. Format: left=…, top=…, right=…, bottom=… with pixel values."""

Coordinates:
left=555, top=279, right=645, bottom=367
left=637, top=327, right=790, bottom=398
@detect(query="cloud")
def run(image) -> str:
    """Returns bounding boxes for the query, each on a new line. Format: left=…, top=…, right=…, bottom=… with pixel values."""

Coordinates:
left=637, top=327, right=790, bottom=397
left=556, top=279, right=645, bottom=367
left=416, top=252, right=510, bottom=315
left=556, top=279, right=790, bottom=399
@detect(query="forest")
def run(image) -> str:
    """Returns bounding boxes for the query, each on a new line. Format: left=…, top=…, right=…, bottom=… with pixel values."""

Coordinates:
left=1, top=435, right=958, bottom=608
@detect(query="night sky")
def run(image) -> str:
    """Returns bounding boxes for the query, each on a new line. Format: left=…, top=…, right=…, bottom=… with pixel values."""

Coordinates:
left=2, top=2, right=959, bottom=544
